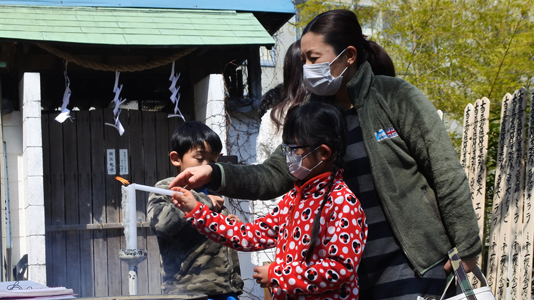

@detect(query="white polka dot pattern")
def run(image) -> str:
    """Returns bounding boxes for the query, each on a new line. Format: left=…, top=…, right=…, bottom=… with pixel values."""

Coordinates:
left=186, top=170, right=367, bottom=300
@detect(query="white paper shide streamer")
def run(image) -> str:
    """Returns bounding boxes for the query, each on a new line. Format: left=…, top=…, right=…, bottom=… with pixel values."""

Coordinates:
left=55, top=62, right=72, bottom=123
left=105, top=71, right=126, bottom=135
left=168, top=61, right=185, bottom=121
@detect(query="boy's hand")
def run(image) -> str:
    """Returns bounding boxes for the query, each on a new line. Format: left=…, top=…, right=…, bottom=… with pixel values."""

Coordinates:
left=208, top=194, right=225, bottom=212
left=171, top=187, right=198, bottom=214
left=168, top=165, right=213, bottom=190
left=252, top=264, right=271, bottom=288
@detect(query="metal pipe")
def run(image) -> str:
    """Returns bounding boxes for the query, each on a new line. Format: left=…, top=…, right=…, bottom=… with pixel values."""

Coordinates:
left=3, top=141, right=11, bottom=281
left=118, top=249, right=147, bottom=296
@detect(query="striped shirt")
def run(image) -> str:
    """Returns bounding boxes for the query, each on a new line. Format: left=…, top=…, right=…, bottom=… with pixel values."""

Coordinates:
left=343, top=109, right=447, bottom=300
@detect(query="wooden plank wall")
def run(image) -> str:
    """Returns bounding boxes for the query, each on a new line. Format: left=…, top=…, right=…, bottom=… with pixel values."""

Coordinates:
left=42, top=108, right=183, bottom=298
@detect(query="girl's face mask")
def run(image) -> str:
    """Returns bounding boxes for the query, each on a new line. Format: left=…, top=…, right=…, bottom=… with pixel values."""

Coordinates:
left=302, top=48, right=348, bottom=96
left=284, top=145, right=322, bottom=180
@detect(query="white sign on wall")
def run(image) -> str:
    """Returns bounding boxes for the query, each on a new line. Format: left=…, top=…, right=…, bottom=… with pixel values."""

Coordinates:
left=106, top=149, right=116, bottom=175
left=119, top=149, right=129, bottom=175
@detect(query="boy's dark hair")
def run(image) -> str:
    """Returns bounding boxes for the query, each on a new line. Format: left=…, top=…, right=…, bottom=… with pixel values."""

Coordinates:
left=171, top=121, right=222, bottom=158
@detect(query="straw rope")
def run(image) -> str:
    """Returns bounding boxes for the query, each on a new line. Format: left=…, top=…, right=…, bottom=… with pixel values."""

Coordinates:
left=36, top=43, right=197, bottom=72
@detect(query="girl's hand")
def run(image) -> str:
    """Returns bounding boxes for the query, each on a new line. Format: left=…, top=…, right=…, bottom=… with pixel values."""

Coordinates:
left=168, top=165, right=213, bottom=190
left=252, top=264, right=271, bottom=288
left=226, top=214, right=242, bottom=223
left=171, top=187, right=198, bottom=214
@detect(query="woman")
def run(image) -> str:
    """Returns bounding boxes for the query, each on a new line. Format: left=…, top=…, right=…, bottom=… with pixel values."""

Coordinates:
left=257, top=40, right=308, bottom=164
left=170, top=9, right=481, bottom=300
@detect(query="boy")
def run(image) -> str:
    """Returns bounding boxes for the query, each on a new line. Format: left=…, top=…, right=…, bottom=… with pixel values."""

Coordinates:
left=147, top=121, right=243, bottom=300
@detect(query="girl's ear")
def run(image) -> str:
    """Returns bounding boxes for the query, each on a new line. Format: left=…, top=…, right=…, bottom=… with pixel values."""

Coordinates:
left=170, top=151, right=181, bottom=167
left=318, top=144, right=332, bottom=161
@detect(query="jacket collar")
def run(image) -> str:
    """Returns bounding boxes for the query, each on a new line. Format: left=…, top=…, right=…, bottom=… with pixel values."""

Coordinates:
left=346, top=61, right=374, bottom=110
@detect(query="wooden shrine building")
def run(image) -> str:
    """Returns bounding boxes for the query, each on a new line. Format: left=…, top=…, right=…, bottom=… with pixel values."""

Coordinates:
left=0, top=0, right=294, bottom=297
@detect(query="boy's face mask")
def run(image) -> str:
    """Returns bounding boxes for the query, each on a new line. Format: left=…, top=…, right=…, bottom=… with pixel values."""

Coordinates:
left=302, top=48, right=348, bottom=96
left=285, top=146, right=322, bottom=180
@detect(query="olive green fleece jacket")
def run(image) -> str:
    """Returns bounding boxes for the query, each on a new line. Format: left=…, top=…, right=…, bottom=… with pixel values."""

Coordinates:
left=212, top=61, right=481, bottom=275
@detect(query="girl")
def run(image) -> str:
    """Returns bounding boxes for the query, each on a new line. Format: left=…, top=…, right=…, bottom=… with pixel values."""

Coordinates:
left=172, top=102, right=367, bottom=300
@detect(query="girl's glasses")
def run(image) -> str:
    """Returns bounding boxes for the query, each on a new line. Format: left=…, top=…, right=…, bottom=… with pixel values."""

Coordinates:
left=281, top=144, right=312, bottom=156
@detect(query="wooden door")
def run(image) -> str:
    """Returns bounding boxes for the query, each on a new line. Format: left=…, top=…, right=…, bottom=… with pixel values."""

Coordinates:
left=42, top=109, right=183, bottom=297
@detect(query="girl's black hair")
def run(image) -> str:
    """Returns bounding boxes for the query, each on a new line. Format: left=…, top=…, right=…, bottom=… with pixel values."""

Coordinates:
left=171, top=121, right=222, bottom=158
left=302, top=9, right=372, bottom=68
left=282, top=102, right=347, bottom=263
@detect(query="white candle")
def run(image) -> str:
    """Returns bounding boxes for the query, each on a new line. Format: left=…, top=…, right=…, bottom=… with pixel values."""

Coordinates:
left=121, top=183, right=183, bottom=250
left=121, top=185, right=137, bottom=250
left=129, top=184, right=182, bottom=197
left=121, top=183, right=183, bottom=249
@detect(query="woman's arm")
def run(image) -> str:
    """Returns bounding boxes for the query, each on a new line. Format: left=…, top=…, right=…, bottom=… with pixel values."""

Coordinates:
left=169, top=145, right=295, bottom=200
left=215, top=146, right=295, bottom=199
left=392, top=80, right=481, bottom=260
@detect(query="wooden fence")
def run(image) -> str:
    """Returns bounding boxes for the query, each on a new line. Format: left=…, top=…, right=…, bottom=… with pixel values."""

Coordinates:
left=461, top=88, right=534, bottom=300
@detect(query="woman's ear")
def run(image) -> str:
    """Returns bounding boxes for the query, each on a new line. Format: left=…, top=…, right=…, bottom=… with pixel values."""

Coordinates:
left=346, top=46, right=357, bottom=66
left=170, top=151, right=181, bottom=167
left=318, top=144, right=332, bottom=161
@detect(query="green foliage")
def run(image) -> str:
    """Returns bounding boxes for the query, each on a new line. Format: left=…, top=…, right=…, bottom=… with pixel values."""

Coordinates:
left=375, top=0, right=534, bottom=120
left=295, top=0, right=350, bottom=29
left=296, top=0, right=534, bottom=122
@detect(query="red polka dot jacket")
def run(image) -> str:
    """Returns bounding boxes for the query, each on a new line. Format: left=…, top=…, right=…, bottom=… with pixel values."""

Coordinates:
left=184, top=170, right=367, bottom=300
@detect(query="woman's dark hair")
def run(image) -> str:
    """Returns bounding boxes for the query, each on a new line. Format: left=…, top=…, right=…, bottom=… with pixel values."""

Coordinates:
left=367, top=40, right=396, bottom=77
left=303, top=9, right=372, bottom=68
left=282, top=102, right=347, bottom=263
left=258, top=84, right=283, bottom=118
left=270, top=40, right=308, bottom=130
left=171, top=121, right=222, bottom=158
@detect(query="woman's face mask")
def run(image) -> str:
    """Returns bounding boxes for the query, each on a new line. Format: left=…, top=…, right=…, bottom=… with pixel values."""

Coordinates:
left=302, top=48, right=348, bottom=96
left=284, top=145, right=322, bottom=180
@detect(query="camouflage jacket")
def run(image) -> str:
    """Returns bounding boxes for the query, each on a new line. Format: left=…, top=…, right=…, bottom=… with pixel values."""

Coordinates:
left=147, top=177, right=243, bottom=296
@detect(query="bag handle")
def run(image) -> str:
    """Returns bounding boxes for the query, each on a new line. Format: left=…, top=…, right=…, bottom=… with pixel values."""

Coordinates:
left=439, top=247, right=484, bottom=300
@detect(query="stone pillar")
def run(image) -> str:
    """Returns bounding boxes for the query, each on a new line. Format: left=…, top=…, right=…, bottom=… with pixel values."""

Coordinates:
left=20, top=73, right=46, bottom=284
left=194, top=74, right=227, bottom=154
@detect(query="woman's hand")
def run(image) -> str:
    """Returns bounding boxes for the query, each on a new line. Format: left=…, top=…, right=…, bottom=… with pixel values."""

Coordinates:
left=444, top=257, right=477, bottom=274
left=252, top=264, right=271, bottom=288
left=171, top=187, right=198, bottom=214
left=168, top=165, right=214, bottom=190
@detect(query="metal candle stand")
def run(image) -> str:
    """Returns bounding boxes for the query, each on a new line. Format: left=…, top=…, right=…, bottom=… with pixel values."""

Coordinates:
left=118, top=181, right=179, bottom=295
left=119, top=249, right=148, bottom=295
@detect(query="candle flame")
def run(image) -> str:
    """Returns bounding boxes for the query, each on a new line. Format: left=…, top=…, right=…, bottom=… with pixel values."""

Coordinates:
left=115, top=176, right=130, bottom=186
